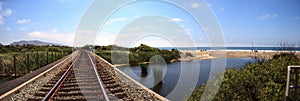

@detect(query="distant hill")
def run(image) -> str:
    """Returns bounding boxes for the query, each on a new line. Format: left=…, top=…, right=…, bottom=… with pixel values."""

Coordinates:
left=10, top=40, right=62, bottom=46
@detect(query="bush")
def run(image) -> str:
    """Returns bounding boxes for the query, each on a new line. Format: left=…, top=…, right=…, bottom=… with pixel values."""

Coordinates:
left=185, top=52, right=193, bottom=57
left=188, top=53, right=300, bottom=101
left=95, top=44, right=180, bottom=64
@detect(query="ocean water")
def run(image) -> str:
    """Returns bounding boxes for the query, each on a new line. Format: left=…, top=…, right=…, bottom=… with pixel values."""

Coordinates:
left=158, top=47, right=300, bottom=51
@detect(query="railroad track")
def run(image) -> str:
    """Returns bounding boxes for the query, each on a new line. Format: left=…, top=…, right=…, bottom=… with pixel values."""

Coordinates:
left=28, top=50, right=126, bottom=101
left=1, top=50, right=167, bottom=101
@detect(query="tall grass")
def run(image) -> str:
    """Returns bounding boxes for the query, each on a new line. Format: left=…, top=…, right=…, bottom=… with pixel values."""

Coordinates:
left=0, top=51, right=69, bottom=77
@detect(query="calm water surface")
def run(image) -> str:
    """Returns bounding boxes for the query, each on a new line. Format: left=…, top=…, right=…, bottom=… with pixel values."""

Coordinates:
left=117, top=58, right=254, bottom=100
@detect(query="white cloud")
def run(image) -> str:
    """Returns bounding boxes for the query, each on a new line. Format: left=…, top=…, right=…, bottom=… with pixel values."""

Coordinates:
left=259, top=14, right=270, bottom=20
left=131, top=36, right=175, bottom=47
left=98, top=16, right=197, bottom=47
left=176, top=28, right=193, bottom=37
left=72, top=29, right=99, bottom=47
left=204, top=27, right=209, bottom=31
left=0, top=27, right=10, bottom=31
left=199, top=37, right=204, bottom=40
left=134, top=15, right=139, bottom=19
left=176, top=28, right=192, bottom=33
left=219, top=8, right=225, bottom=12
left=27, top=30, right=74, bottom=45
left=207, top=3, right=213, bottom=7
left=19, top=27, right=26, bottom=30
left=258, top=13, right=278, bottom=20
left=191, top=3, right=199, bottom=8
left=52, top=28, right=58, bottom=33
left=0, top=3, right=3, bottom=25
left=112, top=25, right=195, bottom=47
left=0, top=16, right=3, bottom=25
left=96, top=32, right=117, bottom=46
left=5, top=27, right=10, bottom=31
left=105, top=17, right=127, bottom=25
left=231, top=28, right=238, bottom=32
left=3, top=8, right=12, bottom=16
left=17, top=19, right=31, bottom=24
left=0, top=2, right=13, bottom=25
left=294, top=16, right=299, bottom=20
left=170, top=18, right=182, bottom=22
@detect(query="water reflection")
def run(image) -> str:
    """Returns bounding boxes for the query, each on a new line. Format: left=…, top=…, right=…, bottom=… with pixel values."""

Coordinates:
left=152, top=82, right=163, bottom=94
left=118, top=58, right=254, bottom=99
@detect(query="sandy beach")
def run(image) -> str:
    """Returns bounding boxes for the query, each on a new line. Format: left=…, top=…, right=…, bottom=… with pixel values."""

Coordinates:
left=179, top=50, right=300, bottom=61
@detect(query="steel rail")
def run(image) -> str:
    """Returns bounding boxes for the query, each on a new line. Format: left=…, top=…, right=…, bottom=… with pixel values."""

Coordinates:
left=0, top=51, right=77, bottom=100
left=42, top=51, right=81, bottom=101
left=86, top=51, right=110, bottom=101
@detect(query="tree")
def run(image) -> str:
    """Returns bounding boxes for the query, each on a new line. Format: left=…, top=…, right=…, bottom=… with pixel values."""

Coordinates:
left=46, top=47, right=62, bottom=52
left=132, top=44, right=159, bottom=52
left=95, top=44, right=180, bottom=64
left=0, top=43, right=3, bottom=51
left=186, top=52, right=193, bottom=57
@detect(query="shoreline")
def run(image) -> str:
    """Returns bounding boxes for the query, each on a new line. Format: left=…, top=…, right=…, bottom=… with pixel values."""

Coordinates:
left=179, top=50, right=300, bottom=61
left=113, top=50, right=300, bottom=67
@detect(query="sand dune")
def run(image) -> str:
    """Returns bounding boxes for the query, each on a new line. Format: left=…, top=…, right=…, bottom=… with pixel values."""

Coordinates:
left=179, top=50, right=300, bottom=60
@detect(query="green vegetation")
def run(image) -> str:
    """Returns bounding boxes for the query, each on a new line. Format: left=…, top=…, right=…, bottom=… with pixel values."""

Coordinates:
left=0, top=44, right=71, bottom=53
left=94, top=44, right=180, bottom=65
left=188, top=53, right=300, bottom=101
left=0, top=45, right=72, bottom=77
left=185, top=52, right=193, bottom=57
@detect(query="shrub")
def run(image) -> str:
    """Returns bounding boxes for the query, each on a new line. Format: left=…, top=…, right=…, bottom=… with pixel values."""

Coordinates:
left=185, top=52, right=193, bottom=57
left=95, top=44, right=180, bottom=64
left=188, top=53, right=300, bottom=100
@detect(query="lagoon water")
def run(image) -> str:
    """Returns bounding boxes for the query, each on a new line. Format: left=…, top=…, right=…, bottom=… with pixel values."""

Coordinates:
left=117, top=58, right=255, bottom=100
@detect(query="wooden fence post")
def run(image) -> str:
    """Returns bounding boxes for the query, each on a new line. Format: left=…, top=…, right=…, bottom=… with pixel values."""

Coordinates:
left=54, top=52, right=56, bottom=61
left=27, top=54, right=30, bottom=73
left=36, top=52, right=38, bottom=69
left=51, top=51, right=54, bottom=62
left=13, top=55, right=16, bottom=79
left=47, top=51, right=49, bottom=64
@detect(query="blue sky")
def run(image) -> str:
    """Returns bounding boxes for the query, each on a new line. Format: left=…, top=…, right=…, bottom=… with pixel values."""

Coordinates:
left=0, top=0, right=299, bottom=47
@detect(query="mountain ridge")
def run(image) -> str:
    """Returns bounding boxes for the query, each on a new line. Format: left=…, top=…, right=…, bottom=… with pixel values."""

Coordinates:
left=9, top=40, right=63, bottom=46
